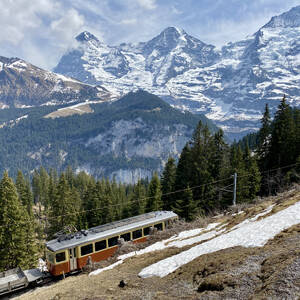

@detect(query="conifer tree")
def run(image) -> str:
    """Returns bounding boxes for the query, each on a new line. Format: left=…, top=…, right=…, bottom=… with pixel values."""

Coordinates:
left=258, top=104, right=271, bottom=169
left=103, top=179, right=116, bottom=223
left=130, top=179, right=146, bottom=216
left=173, top=185, right=195, bottom=221
left=16, top=170, right=33, bottom=216
left=189, top=122, right=215, bottom=211
left=0, top=171, right=37, bottom=270
left=32, top=167, right=50, bottom=207
left=82, top=180, right=97, bottom=228
left=268, top=95, right=296, bottom=169
left=243, top=145, right=261, bottom=201
left=145, top=172, right=162, bottom=212
left=174, top=143, right=192, bottom=193
left=161, top=157, right=176, bottom=211
left=48, top=173, right=81, bottom=237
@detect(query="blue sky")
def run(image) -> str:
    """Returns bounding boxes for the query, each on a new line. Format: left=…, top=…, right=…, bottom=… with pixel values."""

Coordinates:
left=0, top=0, right=299, bottom=70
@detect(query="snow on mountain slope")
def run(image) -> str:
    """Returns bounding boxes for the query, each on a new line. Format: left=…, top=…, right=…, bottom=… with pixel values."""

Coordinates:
left=0, top=55, right=113, bottom=108
left=54, top=6, right=300, bottom=139
left=87, top=192, right=300, bottom=280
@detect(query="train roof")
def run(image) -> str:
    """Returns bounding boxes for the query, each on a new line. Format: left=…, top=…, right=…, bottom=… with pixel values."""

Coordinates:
left=46, top=211, right=178, bottom=252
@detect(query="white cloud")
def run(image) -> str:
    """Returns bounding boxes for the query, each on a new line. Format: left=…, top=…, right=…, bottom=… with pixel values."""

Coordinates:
left=0, top=0, right=86, bottom=69
left=120, top=18, right=137, bottom=25
left=0, top=0, right=298, bottom=70
left=136, top=0, right=157, bottom=10
left=50, top=9, right=85, bottom=45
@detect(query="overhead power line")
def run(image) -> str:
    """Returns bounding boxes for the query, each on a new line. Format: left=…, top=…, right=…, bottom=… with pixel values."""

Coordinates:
left=0, top=162, right=299, bottom=229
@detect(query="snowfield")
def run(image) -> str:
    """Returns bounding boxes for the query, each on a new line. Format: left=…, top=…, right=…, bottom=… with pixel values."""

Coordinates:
left=90, top=200, right=300, bottom=279
left=139, top=201, right=300, bottom=278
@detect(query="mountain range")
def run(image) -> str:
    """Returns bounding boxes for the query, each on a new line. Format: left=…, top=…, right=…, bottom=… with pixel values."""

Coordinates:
left=1, top=6, right=300, bottom=181
left=54, top=6, right=300, bottom=139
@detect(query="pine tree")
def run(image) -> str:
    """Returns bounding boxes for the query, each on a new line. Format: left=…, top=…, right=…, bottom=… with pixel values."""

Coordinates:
left=189, top=122, right=215, bottom=212
left=85, top=181, right=104, bottom=227
left=161, top=157, right=176, bottom=211
left=145, top=172, right=162, bottom=212
left=48, top=173, right=81, bottom=237
left=268, top=95, right=296, bottom=169
left=130, top=179, right=146, bottom=216
left=0, top=171, right=37, bottom=270
left=15, top=170, right=33, bottom=216
left=103, top=179, right=116, bottom=223
left=243, top=145, right=261, bottom=201
left=174, top=143, right=192, bottom=194
left=258, top=103, right=272, bottom=171
left=173, top=185, right=195, bottom=221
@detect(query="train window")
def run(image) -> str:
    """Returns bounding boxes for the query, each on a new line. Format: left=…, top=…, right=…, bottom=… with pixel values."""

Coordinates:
left=56, top=251, right=66, bottom=263
left=120, top=232, right=131, bottom=241
left=47, top=251, right=55, bottom=263
left=81, top=244, right=93, bottom=256
left=108, top=236, right=118, bottom=247
left=143, top=226, right=151, bottom=236
left=154, top=223, right=163, bottom=231
left=95, top=240, right=107, bottom=251
left=132, top=229, right=142, bottom=240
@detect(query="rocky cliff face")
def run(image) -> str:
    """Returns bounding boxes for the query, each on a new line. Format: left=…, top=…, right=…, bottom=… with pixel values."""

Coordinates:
left=0, top=56, right=112, bottom=108
left=0, top=91, right=213, bottom=183
left=54, top=6, right=300, bottom=140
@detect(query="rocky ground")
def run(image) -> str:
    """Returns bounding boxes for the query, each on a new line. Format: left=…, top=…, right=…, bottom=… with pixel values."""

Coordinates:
left=17, top=186, right=300, bottom=300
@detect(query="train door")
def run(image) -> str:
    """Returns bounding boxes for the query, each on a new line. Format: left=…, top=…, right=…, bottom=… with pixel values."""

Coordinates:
left=69, top=248, right=77, bottom=271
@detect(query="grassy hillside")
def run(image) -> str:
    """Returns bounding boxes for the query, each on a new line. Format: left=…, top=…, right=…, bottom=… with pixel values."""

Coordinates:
left=19, top=185, right=300, bottom=300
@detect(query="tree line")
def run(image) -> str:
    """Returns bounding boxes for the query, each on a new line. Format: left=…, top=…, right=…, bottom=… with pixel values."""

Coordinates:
left=0, top=95, right=299, bottom=271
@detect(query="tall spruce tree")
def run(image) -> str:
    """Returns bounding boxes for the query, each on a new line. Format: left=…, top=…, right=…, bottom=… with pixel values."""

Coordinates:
left=268, top=95, right=296, bottom=169
left=130, top=179, right=146, bottom=216
left=145, top=172, right=162, bottom=212
left=243, top=145, right=261, bottom=201
left=48, top=173, right=81, bottom=237
left=0, top=171, right=37, bottom=270
left=173, top=185, right=196, bottom=221
left=174, top=143, right=192, bottom=211
left=189, top=122, right=215, bottom=212
left=161, top=157, right=176, bottom=211
left=16, top=170, right=33, bottom=216
left=84, top=181, right=102, bottom=228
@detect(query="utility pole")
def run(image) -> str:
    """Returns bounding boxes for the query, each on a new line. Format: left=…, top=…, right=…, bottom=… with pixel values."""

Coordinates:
left=233, top=172, right=237, bottom=206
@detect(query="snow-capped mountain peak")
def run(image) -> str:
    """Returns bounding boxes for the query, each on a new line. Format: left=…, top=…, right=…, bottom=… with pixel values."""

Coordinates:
left=263, top=5, right=300, bottom=29
left=76, top=31, right=100, bottom=43
left=54, top=7, right=300, bottom=139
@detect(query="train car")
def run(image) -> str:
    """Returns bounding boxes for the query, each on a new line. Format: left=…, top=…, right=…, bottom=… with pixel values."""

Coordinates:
left=45, top=211, right=178, bottom=276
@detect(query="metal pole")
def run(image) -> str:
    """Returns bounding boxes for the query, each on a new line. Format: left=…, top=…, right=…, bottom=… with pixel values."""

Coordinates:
left=233, top=172, right=237, bottom=206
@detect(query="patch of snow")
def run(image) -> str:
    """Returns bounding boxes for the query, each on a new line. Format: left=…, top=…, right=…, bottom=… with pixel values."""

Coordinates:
left=119, top=222, right=221, bottom=260
left=89, top=260, right=123, bottom=276
left=139, top=201, right=300, bottom=278
left=38, top=258, right=48, bottom=272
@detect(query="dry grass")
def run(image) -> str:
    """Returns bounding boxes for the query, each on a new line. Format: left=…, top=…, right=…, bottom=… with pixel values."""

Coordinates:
left=44, top=104, right=93, bottom=119
left=17, top=185, right=300, bottom=300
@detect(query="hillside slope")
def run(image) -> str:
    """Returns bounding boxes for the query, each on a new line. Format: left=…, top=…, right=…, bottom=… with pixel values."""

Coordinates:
left=0, top=56, right=112, bottom=108
left=19, top=186, right=300, bottom=299
left=0, top=90, right=215, bottom=182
